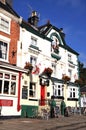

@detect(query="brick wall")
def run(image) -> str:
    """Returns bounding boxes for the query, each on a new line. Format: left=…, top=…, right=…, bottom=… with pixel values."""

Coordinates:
left=9, top=20, right=20, bottom=65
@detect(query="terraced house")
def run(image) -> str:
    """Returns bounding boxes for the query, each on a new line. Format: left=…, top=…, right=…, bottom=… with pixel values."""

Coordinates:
left=0, top=0, right=79, bottom=118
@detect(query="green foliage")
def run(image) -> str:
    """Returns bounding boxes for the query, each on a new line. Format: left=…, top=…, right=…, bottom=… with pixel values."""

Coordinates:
left=78, top=61, right=86, bottom=86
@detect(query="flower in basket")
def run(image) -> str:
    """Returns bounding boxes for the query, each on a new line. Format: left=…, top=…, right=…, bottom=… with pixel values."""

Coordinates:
left=43, top=67, right=53, bottom=77
left=62, top=75, right=70, bottom=83
left=24, top=62, right=33, bottom=71
left=74, top=78, right=83, bottom=85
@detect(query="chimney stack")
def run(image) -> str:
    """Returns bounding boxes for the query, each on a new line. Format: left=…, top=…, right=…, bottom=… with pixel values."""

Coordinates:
left=0, top=0, right=6, bottom=4
left=6, top=0, right=13, bottom=7
left=28, top=11, right=39, bottom=27
left=0, top=0, right=13, bottom=6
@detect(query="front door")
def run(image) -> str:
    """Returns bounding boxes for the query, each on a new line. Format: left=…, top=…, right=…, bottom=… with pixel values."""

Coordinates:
left=40, top=86, right=45, bottom=106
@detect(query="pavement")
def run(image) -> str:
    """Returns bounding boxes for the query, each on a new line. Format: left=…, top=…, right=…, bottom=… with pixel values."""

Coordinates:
left=0, top=114, right=86, bottom=130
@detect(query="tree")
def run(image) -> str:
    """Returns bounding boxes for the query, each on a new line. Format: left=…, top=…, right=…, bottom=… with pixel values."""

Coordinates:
left=78, top=61, right=86, bottom=86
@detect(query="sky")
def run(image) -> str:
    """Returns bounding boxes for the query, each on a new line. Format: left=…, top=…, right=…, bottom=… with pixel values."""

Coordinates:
left=13, top=0, right=86, bottom=67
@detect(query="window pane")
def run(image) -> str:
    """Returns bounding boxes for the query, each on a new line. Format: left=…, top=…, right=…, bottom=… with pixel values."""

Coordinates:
left=22, top=87, right=28, bottom=99
left=0, top=73, right=3, bottom=78
left=0, top=80, right=2, bottom=93
left=3, top=81, right=9, bottom=94
left=0, top=18, right=9, bottom=32
left=29, top=82, right=36, bottom=97
left=0, top=41, right=8, bottom=60
left=10, top=82, right=16, bottom=95
left=73, top=92, right=75, bottom=97
left=11, top=75, right=16, bottom=80
left=5, top=74, right=10, bottom=79
left=31, top=37, right=37, bottom=46
left=30, top=56, right=37, bottom=66
left=58, top=89, right=60, bottom=96
left=70, top=92, right=72, bottom=97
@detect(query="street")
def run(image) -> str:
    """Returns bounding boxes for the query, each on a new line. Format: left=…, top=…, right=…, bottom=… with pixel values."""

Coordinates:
left=0, top=114, right=86, bottom=130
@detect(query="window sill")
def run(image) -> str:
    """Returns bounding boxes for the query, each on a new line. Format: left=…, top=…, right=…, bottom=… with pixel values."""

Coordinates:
left=67, top=98, right=78, bottom=101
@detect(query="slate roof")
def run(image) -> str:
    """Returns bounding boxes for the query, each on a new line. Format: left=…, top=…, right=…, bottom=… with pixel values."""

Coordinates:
left=80, top=86, right=86, bottom=93
left=0, top=1, right=19, bottom=18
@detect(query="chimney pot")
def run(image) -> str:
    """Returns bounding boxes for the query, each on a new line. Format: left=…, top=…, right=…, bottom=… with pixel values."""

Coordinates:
left=0, top=0, right=6, bottom=4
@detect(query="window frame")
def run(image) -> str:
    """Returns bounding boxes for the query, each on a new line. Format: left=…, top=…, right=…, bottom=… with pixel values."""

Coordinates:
left=0, top=40, right=8, bottom=61
left=68, top=54, right=72, bottom=61
left=29, top=82, right=36, bottom=98
left=31, top=36, right=37, bottom=46
left=52, top=63, right=56, bottom=76
left=0, top=14, right=11, bottom=34
left=54, top=83, right=63, bottom=97
left=0, top=35, right=10, bottom=62
left=0, top=71, right=18, bottom=96
left=30, top=55, right=37, bottom=66
left=68, top=87, right=78, bottom=99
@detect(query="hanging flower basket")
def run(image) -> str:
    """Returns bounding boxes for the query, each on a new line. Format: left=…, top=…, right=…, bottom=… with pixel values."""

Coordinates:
left=43, top=67, right=53, bottom=77
left=74, top=79, right=83, bottom=85
left=24, top=62, right=33, bottom=71
left=62, top=75, right=70, bottom=83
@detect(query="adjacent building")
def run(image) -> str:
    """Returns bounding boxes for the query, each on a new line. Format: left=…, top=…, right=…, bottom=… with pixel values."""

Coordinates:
left=0, top=0, right=28, bottom=117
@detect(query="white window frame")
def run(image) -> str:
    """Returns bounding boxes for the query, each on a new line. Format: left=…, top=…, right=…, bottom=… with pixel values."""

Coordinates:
left=0, top=14, right=11, bottom=34
left=52, top=63, right=56, bottom=76
left=68, top=54, right=72, bottom=61
left=0, top=35, right=10, bottom=62
left=54, top=83, right=63, bottom=97
left=31, top=36, right=37, bottom=46
left=0, top=71, right=18, bottom=96
left=68, top=87, right=78, bottom=99
left=68, top=69, right=72, bottom=80
left=30, top=55, right=37, bottom=66
left=29, top=82, right=36, bottom=98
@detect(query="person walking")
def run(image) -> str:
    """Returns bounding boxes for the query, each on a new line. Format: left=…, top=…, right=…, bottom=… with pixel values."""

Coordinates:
left=50, top=96, right=56, bottom=118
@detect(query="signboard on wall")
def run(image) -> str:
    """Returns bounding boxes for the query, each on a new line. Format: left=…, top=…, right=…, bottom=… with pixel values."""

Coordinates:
left=0, top=99, right=13, bottom=106
left=40, top=78, right=49, bottom=86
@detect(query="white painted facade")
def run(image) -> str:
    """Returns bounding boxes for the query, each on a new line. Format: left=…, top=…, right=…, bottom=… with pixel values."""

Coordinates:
left=16, top=17, right=79, bottom=112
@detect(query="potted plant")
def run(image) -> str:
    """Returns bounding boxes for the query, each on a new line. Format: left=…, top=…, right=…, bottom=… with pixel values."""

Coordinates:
left=43, top=67, right=53, bottom=77
left=74, top=78, right=83, bottom=85
left=24, top=62, right=33, bottom=71
left=62, top=75, right=70, bottom=83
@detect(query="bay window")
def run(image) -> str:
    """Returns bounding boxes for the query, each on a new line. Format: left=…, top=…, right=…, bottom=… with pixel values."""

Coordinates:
left=0, top=72, right=17, bottom=95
